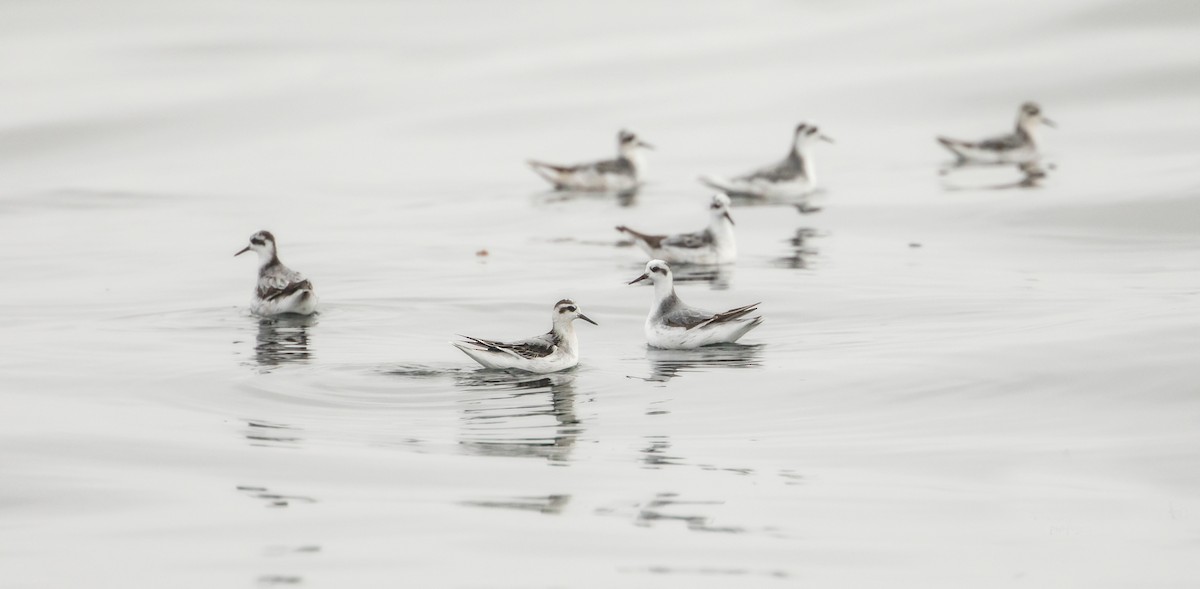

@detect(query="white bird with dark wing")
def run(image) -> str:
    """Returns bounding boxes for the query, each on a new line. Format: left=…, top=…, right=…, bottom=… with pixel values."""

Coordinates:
left=453, top=299, right=598, bottom=373
left=937, top=101, right=1056, bottom=164
left=628, top=260, right=762, bottom=349
left=235, top=230, right=318, bottom=317
left=699, top=123, right=833, bottom=198
left=616, top=193, right=737, bottom=265
left=528, top=129, right=653, bottom=192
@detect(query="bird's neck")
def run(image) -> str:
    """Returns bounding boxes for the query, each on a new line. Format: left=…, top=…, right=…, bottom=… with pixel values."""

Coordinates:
left=791, top=143, right=813, bottom=183
left=257, top=252, right=282, bottom=273
left=710, top=214, right=735, bottom=242
left=652, top=279, right=676, bottom=309
left=1016, top=119, right=1038, bottom=146
left=620, top=147, right=646, bottom=172
left=551, top=321, right=578, bottom=350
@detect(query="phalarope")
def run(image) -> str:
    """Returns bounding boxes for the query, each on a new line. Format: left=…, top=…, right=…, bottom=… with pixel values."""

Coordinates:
left=937, top=102, right=1055, bottom=164
left=628, top=260, right=762, bottom=349
left=528, top=129, right=653, bottom=192
left=700, top=123, right=833, bottom=198
left=616, top=193, right=737, bottom=265
left=235, top=230, right=318, bottom=316
left=453, top=299, right=598, bottom=373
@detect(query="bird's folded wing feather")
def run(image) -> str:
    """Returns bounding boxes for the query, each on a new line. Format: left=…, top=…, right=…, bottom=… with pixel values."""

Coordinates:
left=458, top=333, right=558, bottom=359
left=975, top=133, right=1022, bottom=151
left=662, top=229, right=714, bottom=249
left=258, top=269, right=313, bottom=301
left=593, top=158, right=633, bottom=175
left=736, top=156, right=802, bottom=182
left=694, top=302, right=761, bottom=329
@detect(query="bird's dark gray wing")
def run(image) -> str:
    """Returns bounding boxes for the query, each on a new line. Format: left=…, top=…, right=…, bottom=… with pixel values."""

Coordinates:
left=592, top=157, right=634, bottom=175
left=458, top=333, right=559, bottom=359
left=659, top=298, right=760, bottom=330
left=661, top=228, right=714, bottom=249
left=258, top=279, right=314, bottom=302
left=736, top=151, right=805, bottom=182
left=974, top=133, right=1023, bottom=152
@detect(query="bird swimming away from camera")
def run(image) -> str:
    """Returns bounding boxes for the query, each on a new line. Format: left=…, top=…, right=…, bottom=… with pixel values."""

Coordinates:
left=616, top=193, right=737, bottom=265
left=453, top=299, right=598, bottom=373
left=628, top=260, right=762, bottom=349
left=528, top=129, right=653, bottom=192
left=235, top=230, right=318, bottom=316
left=937, top=101, right=1056, bottom=164
left=699, top=123, right=833, bottom=198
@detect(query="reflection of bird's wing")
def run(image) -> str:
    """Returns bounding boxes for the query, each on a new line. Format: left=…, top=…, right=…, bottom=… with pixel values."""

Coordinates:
left=457, top=332, right=559, bottom=359
left=735, top=152, right=804, bottom=182
left=661, top=228, right=714, bottom=249
left=258, top=267, right=312, bottom=301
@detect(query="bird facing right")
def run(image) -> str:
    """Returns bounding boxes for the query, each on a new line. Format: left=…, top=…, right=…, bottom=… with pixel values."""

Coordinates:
left=937, top=101, right=1056, bottom=164
left=528, top=129, right=653, bottom=192
left=699, top=122, right=833, bottom=198
left=453, top=299, right=598, bottom=373
left=628, top=260, right=762, bottom=349
left=616, top=193, right=737, bottom=265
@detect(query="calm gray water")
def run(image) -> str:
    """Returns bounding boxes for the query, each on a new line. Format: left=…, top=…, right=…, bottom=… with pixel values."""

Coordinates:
left=2, top=0, right=1199, bottom=587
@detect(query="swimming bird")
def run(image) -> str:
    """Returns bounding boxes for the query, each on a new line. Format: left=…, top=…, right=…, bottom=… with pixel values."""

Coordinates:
left=699, top=123, right=833, bottom=198
left=528, top=129, right=653, bottom=192
left=235, top=230, right=318, bottom=316
left=628, top=260, right=762, bottom=349
left=616, top=193, right=737, bottom=265
left=453, top=299, right=598, bottom=373
left=937, top=101, right=1056, bottom=164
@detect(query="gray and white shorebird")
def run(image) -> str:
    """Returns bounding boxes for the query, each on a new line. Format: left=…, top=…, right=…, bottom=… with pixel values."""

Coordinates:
left=528, top=130, right=653, bottom=192
left=453, top=299, right=598, bottom=373
left=937, top=102, right=1056, bottom=164
left=699, top=123, right=833, bottom=198
left=628, top=260, right=762, bottom=349
left=616, top=193, right=737, bottom=265
left=235, top=230, right=318, bottom=316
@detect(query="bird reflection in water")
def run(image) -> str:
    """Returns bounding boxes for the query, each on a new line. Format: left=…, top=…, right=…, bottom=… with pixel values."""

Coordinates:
left=940, top=160, right=1054, bottom=191
left=775, top=226, right=820, bottom=269
left=253, top=315, right=316, bottom=369
left=532, top=187, right=639, bottom=207
left=453, top=372, right=581, bottom=463
left=638, top=344, right=764, bottom=383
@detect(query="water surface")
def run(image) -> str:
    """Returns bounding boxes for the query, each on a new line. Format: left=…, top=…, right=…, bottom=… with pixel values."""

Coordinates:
left=2, top=0, right=1199, bottom=587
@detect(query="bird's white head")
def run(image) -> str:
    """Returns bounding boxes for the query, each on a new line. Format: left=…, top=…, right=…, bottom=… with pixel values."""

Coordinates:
left=793, top=122, right=834, bottom=150
left=709, top=192, right=734, bottom=226
left=235, top=230, right=279, bottom=267
left=628, top=259, right=673, bottom=291
left=618, top=129, right=654, bottom=160
left=553, top=299, right=598, bottom=328
left=1017, top=101, right=1055, bottom=131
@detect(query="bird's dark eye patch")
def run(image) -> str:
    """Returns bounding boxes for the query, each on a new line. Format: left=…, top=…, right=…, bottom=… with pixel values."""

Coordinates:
left=566, top=306, right=576, bottom=312
left=651, top=266, right=664, bottom=274
left=558, top=308, right=568, bottom=313
left=251, top=239, right=265, bottom=246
